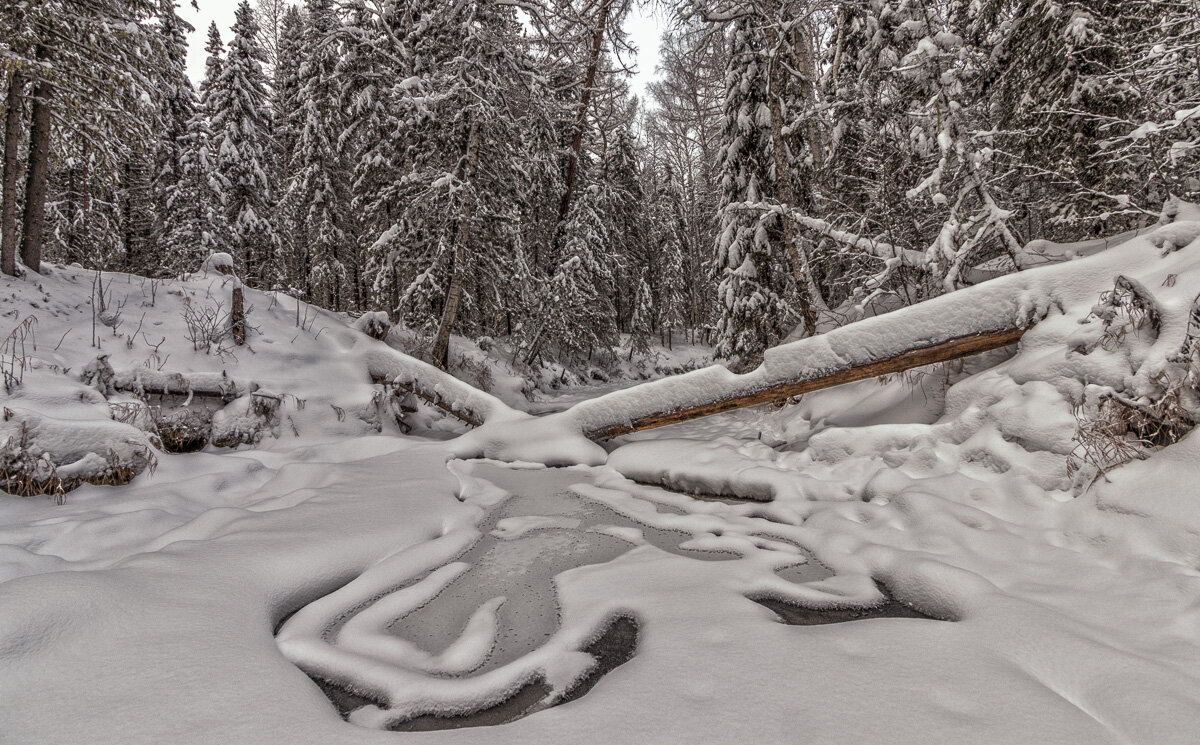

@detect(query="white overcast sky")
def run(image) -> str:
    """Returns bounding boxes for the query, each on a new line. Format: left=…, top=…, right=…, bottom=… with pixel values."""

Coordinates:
left=180, top=1, right=663, bottom=98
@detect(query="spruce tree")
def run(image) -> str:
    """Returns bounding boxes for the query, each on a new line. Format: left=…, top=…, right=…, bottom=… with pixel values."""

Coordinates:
left=177, top=23, right=232, bottom=267
left=211, top=0, right=281, bottom=285
left=978, top=0, right=1157, bottom=233
left=649, top=163, right=689, bottom=345
left=12, top=0, right=164, bottom=273
left=273, top=4, right=304, bottom=290
left=714, top=15, right=791, bottom=369
left=602, top=123, right=645, bottom=330
left=152, top=0, right=203, bottom=275
left=628, top=277, right=654, bottom=359
left=340, top=0, right=429, bottom=316
left=285, top=0, right=353, bottom=309
left=528, top=184, right=618, bottom=365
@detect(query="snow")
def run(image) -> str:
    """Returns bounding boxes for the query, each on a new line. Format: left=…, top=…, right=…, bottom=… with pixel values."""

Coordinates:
left=199, top=251, right=236, bottom=274
left=4, top=209, right=1200, bottom=743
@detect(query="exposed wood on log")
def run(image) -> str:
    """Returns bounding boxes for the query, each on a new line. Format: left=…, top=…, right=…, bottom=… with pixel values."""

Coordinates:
left=585, top=325, right=1031, bottom=440
left=231, top=286, right=246, bottom=346
left=371, top=375, right=482, bottom=427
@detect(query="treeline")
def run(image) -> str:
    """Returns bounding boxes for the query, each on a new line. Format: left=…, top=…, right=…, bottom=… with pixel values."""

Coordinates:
left=1, top=0, right=1197, bottom=373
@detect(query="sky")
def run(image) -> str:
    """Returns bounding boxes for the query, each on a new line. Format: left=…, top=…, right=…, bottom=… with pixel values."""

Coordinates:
left=180, top=1, right=664, bottom=99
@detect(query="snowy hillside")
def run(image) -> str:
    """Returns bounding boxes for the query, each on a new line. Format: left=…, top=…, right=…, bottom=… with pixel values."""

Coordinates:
left=2, top=209, right=1200, bottom=745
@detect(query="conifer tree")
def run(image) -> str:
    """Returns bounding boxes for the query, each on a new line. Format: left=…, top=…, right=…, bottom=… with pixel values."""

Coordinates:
left=9, top=0, right=164, bottom=273
left=527, top=184, right=618, bottom=364
left=648, top=163, right=690, bottom=345
left=338, top=0, right=411, bottom=314
left=152, top=0, right=203, bottom=275
left=602, top=123, right=645, bottom=329
left=273, top=4, right=305, bottom=288
left=286, top=0, right=353, bottom=309
left=175, top=23, right=232, bottom=266
left=211, top=0, right=281, bottom=285
left=628, top=277, right=654, bottom=359
left=714, top=15, right=791, bottom=368
left=977, top=0, right=1157, bottom=232
left=370, top=0, right=536, bottom=368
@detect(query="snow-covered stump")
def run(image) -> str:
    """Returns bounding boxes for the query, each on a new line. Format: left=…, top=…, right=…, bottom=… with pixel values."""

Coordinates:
left=353, top=311, right=392, bottom=342
left=231, top=285, right=246, bottom=346
left=200, top=252, right=246, bottom=346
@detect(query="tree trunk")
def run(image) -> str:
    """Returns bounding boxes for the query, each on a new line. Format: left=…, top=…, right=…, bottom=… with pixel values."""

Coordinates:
left=1, top=70, right=24, bottom=277
left=766, top=26, right=818, bottom=337
left=586, top=325, right=1032, bottom=440
left=767, top=89, right=816, bottom=337
left=556, top=0, right=613, bottom=224
left=20, top=47, right=53, bottom=274
left=432, top=253, right=465, bottom=370
left=430, top=116, right=483, bottom=370
left=231, top=285, right=247, bottom=345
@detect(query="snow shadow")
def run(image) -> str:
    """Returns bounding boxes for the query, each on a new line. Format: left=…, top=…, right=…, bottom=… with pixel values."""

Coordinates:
left=753, top=583, right=946, bottom=626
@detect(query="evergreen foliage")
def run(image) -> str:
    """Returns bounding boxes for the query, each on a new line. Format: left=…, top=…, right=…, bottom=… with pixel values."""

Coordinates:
left=10, top=0, right=1196, bottom=374
left=210, top=0, right=281, bottom=286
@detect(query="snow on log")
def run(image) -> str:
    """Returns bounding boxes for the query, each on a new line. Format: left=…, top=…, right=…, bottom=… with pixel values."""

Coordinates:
left=562, top=247, right=1114, bottom=440
left=583, top=326, right=1030, bottom=439
left=111, top=367, right=257, bottom=401
left=363, top=346, right=515, bottom=428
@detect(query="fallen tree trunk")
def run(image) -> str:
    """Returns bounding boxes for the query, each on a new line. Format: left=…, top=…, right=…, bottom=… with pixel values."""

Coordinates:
left=370, top=374, right=483, bottom=427
left=362, top=346, right=513, bottom=428
left=583, top=325, right=1031, bottom=440
left=112, top=369, right=257, bottom=402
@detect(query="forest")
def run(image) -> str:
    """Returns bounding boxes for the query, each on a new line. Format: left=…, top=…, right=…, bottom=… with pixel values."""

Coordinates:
left=2, top=0, right=1194, bottom=374
left=7, top=2, right=1200, bottom=742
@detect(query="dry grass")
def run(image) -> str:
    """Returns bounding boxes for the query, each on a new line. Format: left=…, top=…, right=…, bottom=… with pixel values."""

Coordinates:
left=1067, top=398, right=1152, bottom=488
left=0, top=421, right=155, bottom=502
left=1, top=316, right=37, bottom=393
left=153, top=407, right=212, bottom=453
left=1090, top=275, right=1162, bottom=352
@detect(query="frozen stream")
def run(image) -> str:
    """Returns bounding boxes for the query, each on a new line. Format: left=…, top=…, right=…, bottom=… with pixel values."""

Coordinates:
left=277, top=461, right=939, bottom=732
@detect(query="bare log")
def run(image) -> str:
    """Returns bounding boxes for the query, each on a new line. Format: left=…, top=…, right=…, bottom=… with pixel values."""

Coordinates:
left=585, top=325, right=1030, bottom=440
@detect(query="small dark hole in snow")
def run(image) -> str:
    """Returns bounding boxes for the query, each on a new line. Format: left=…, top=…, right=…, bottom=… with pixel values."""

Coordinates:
left=388, top=679, right=554, bottom=732
left=555, top=615, right=639, bottom=706
left=626, top=478, right=773, bottom=504
left=384, top=614, right=640, bottom=732
left=313, top=677, right=389, bottom=719
left=753, top=585, right=948, bottom=625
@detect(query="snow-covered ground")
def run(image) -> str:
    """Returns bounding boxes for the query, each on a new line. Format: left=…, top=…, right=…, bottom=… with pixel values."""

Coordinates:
left=3, top=211, right=1200, bottom=744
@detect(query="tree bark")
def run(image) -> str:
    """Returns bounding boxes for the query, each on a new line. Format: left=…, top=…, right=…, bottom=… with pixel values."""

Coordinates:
left=20, top=45, right=53, bottom=274
left=767, top=76, right=817, bottom=337
left=430, top=115, right=483, bottom=370
left=556, top=0, right=614, bottom=224
left=1, top=70, right=24, bottom=276
left=231, top=285, right=247, bottom=345
left=766, top=20, right=820, bottom=337
left=586, top=325, right=1032, bottom=440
